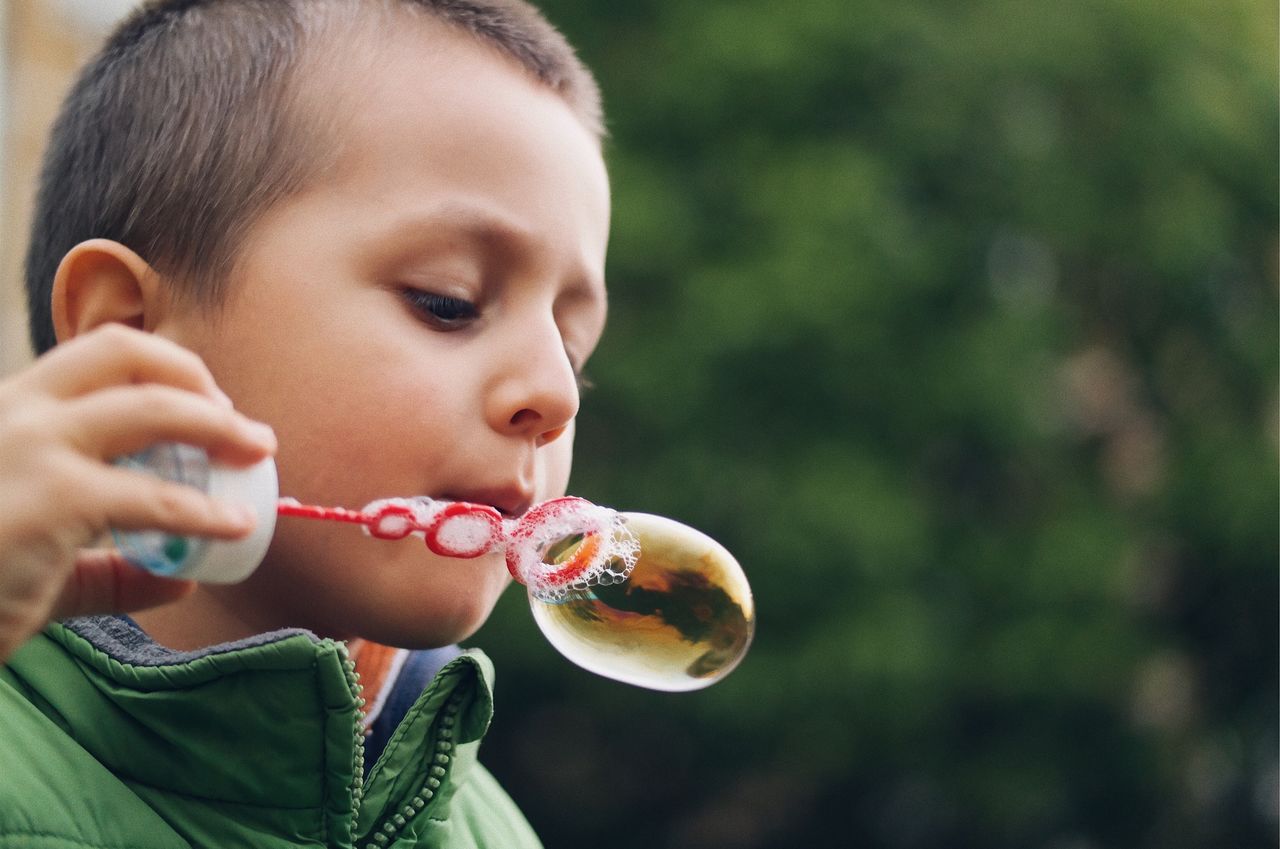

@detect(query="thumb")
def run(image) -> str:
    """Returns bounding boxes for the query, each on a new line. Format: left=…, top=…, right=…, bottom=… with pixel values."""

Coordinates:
left=52, top=549, right=196, bottom=620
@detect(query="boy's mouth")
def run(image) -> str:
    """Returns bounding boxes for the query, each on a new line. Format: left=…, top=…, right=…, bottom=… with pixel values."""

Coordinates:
left=436, top=489, right=533, bottom=520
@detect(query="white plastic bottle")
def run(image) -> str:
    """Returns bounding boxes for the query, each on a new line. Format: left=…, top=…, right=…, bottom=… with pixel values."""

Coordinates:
left=112, top=443, right=278, bottom=583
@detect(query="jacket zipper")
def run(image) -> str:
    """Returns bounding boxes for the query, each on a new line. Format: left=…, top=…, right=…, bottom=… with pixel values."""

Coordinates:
left=338, top=643, right=367, bottom=834
left=361, top=689, right=464, bottom=848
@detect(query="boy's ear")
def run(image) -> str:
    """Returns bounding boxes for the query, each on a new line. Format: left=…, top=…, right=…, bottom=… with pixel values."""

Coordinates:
left=51, top=239, right=163, bottom=344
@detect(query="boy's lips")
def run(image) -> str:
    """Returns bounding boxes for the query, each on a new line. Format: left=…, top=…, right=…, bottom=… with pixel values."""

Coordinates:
left=436, top=488, right=534, bottom=520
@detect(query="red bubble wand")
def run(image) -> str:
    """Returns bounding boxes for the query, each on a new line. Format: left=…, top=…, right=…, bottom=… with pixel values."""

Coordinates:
left=276, top=495, right=636, bottom=596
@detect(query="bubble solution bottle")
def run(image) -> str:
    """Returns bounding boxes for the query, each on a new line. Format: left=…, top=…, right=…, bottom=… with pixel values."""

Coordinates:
left=112, top=443, right=278, bottom=583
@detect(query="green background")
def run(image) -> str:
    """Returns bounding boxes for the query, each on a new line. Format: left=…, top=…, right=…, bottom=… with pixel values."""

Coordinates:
left=472, top=1, right=1279, bottom=846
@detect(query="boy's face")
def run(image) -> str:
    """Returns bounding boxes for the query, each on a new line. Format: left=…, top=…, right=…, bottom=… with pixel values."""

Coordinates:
left=155, top=22, right=610, bottom=647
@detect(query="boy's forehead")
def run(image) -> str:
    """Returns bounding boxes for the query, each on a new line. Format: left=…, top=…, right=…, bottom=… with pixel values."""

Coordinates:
left=272, top=10, right=610, bottom=286
left=308, top=9, right=570, bottom=127
left=343, top=21, right=601, bottom=184
left=304, top=11, right=605, bottom=178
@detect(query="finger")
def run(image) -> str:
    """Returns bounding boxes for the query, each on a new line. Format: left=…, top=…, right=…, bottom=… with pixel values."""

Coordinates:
left=28, top=324, right=232, bottom=407
left=51, top=548, right=195, bottom=620
left=62, top=383, right=276, bottom=466
left=82, top=459, right=259, bottom=539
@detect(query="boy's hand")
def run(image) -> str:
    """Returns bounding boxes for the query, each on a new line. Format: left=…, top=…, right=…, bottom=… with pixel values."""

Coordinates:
left=0, top=325, right=276, bottom=663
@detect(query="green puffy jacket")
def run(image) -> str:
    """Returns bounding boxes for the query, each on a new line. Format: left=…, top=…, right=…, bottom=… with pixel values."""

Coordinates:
left=0, top=617, right=542, bottom=849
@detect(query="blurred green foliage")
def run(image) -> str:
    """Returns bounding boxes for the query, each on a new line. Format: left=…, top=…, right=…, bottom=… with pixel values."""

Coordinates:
left=471, top=1, right=1279, bottom=846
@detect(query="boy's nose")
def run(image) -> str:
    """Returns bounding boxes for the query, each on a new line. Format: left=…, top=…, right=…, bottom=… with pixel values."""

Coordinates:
left=488, top=322, right=579, bottom=446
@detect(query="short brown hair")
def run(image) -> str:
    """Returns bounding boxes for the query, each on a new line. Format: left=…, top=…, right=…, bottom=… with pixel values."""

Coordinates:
left=24, top=0, right=603, bottom=354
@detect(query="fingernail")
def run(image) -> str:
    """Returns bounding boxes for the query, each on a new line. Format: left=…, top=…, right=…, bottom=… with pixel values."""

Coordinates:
left=247, top=420, right=276, bottom=447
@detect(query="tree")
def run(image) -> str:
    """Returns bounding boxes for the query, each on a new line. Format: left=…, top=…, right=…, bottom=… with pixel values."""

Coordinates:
left=474, top=1, right=1279, bottom=846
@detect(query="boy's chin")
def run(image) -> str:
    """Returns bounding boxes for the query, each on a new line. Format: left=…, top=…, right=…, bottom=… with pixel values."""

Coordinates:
left=260, top=536, right=514, bottom=649
left=351, top=617, right=483, bottom=651
left=338, top=582, right=511, bottom=650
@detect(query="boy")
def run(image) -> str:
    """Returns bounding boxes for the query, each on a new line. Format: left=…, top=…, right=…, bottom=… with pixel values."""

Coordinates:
left=0, top=0, right=608, bottom=846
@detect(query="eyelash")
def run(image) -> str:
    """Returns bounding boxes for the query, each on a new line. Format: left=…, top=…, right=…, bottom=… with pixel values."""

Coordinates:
left=401, top=289, right=479, bottom=329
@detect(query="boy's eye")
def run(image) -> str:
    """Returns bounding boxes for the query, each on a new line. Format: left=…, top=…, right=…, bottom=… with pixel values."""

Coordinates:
left=401, top=289, right=479, bottom=329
